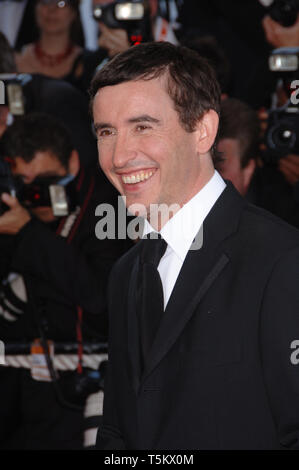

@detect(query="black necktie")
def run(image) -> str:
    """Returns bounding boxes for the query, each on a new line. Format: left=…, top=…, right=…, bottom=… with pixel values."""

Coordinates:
left=137, top=233, right=167, bottom=368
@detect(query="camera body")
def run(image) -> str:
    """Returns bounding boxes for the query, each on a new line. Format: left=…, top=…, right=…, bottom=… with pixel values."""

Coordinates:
left=268, top=0, right=299, bottom=27
left=93, top=0, right=153, bottom=44
left=264, top=47, right=299, bottom=163
left=0, top=74, right=33, bottom=116
left=0, top=156, right=76, bottom=217
left=264, top=106, right=299, bottom=163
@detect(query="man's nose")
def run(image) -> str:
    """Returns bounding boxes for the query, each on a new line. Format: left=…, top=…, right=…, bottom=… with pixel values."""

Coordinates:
left=112, top=132, right=138, bottom=169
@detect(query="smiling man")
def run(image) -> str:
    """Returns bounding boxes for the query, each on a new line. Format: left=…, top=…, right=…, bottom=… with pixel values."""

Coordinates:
left=92, top=48, right=219, bottom=224
left=91, top=42, right=299, bottom=450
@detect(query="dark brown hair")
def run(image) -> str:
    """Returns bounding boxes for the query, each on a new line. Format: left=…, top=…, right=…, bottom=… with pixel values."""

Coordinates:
left=89, top=42, right=221, bottom=157
left=218, top=98, right=260, bottom=168
left=0, top=113, right=74, bottom=169
left=182, top=36, right=231, bottom=95
left=35, top=0, right=84, bottom=47
left=0, top=32, right=17, bottom=73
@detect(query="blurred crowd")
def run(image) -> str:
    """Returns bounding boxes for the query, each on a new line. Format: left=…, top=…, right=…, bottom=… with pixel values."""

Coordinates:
left=0, top=0, right=298, bottom=450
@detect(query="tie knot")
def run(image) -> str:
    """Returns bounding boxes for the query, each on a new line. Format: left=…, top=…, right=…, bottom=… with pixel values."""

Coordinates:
left=140, top=233, right=167, bottom=268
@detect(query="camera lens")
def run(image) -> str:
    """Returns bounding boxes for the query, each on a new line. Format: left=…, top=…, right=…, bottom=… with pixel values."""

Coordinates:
left=271, top=123, right=297, bottom=151
left=279, top=128, right=292, bottom=142
left=269, top=0, right=299, bottom=27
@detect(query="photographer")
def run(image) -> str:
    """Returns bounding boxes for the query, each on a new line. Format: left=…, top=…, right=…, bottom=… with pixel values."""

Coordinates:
left=0, top=113, right=129, bottom=449
left=0, top=31, right=98, bottom=167
left=90, top=0, right=179, bottom=60
left=254, top=3, right=299, bottom=227
left=215, top=98, right=258, bottom=197
left=262, top=8, right=299, bottom=47
left=252, top=98, right=299, bottom=227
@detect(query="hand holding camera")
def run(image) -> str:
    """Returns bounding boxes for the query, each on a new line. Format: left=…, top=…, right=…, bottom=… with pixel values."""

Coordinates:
left=93, top=0, right=153, bottom=55
left=262, top=0, right=299, bottom=47
left=98, top=22, right=130, bottom=57
left=263, top=14, right=299, bottom=47
left=0, top=193, right=31, bottom=235
left=278, top=153, right=299, bottom=184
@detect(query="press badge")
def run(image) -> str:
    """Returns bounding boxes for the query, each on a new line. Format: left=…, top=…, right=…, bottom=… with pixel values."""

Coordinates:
left=30, top=339, right=54, bottom=382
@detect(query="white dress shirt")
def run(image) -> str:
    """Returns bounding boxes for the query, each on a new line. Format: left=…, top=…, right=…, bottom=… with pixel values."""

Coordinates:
left=142, top=170, right=226, bottom=309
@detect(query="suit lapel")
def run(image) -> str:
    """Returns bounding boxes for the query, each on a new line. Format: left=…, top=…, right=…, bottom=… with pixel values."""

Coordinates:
left=141, top=183, right=246, bottom=383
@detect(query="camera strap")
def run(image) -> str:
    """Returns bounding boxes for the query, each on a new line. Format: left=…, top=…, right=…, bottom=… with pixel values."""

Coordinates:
left=54, top=170, right=96, bottom=376
left=56, top=169, right=95, bottom=241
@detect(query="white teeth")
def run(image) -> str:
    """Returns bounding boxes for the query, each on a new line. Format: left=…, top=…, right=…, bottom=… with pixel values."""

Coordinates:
left=122, top=171, right=153, bottom=184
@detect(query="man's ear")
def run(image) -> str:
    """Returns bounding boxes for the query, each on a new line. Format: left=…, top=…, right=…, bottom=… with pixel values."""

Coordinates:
left=195, top=110, right=219, bottom=156
left=68, top=150, right=80, bottom=176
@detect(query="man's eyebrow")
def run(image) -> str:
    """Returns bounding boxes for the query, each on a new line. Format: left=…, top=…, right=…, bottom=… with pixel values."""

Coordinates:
left=93, top=122, right=114, bottom=132
left=93, top=116, right=161, bottom=132
left=127, top=115, right=161, bottom=125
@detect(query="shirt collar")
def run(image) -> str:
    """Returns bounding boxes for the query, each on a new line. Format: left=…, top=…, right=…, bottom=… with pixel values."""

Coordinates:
left=143, top=170, right=226, bottom=261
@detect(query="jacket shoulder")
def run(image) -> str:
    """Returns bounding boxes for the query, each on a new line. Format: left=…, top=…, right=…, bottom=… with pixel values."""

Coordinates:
left=240, top=203, right=299, bottom=254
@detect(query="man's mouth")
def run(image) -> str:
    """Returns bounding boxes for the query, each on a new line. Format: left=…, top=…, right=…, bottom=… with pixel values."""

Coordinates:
left=120, top=169, right=155, bottom=185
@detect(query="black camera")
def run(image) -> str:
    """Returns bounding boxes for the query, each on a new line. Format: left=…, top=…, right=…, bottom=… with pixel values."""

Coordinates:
left=19, top=174, right=76, bottom=216
left=0, top=156, right=76, bottom=216
left=0, top=74, right=32, bottom=116
left=263, top=47, right=299, bottom=163
left=268, top=0, right=299, bottom=27
left=264, top=106, right=299, bottom=163
left=93, top=0, right=153, bottom=44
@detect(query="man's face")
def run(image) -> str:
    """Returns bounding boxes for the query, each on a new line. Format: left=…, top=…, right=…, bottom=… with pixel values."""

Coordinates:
left=216, top=138, right=254, bottom=196
left=93, top=77, right=203, bottom=218
left=12, top=150, right=67, bottom=223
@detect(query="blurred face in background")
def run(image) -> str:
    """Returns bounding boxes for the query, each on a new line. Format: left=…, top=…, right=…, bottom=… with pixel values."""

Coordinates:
left=12, top=150, right=68, bottom=222
left=216, top=138, right=256, bottom=196
left=36, top=0, right=77, bottom=36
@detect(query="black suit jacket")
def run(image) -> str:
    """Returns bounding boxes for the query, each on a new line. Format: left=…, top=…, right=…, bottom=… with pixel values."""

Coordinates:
left=97, top=183, right=299, bottom=450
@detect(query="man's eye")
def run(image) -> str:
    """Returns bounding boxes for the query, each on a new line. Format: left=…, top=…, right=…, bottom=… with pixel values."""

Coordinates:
left=98, top=129, right=112, bottom=137
left=136, top=125, right=150, bottom=132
